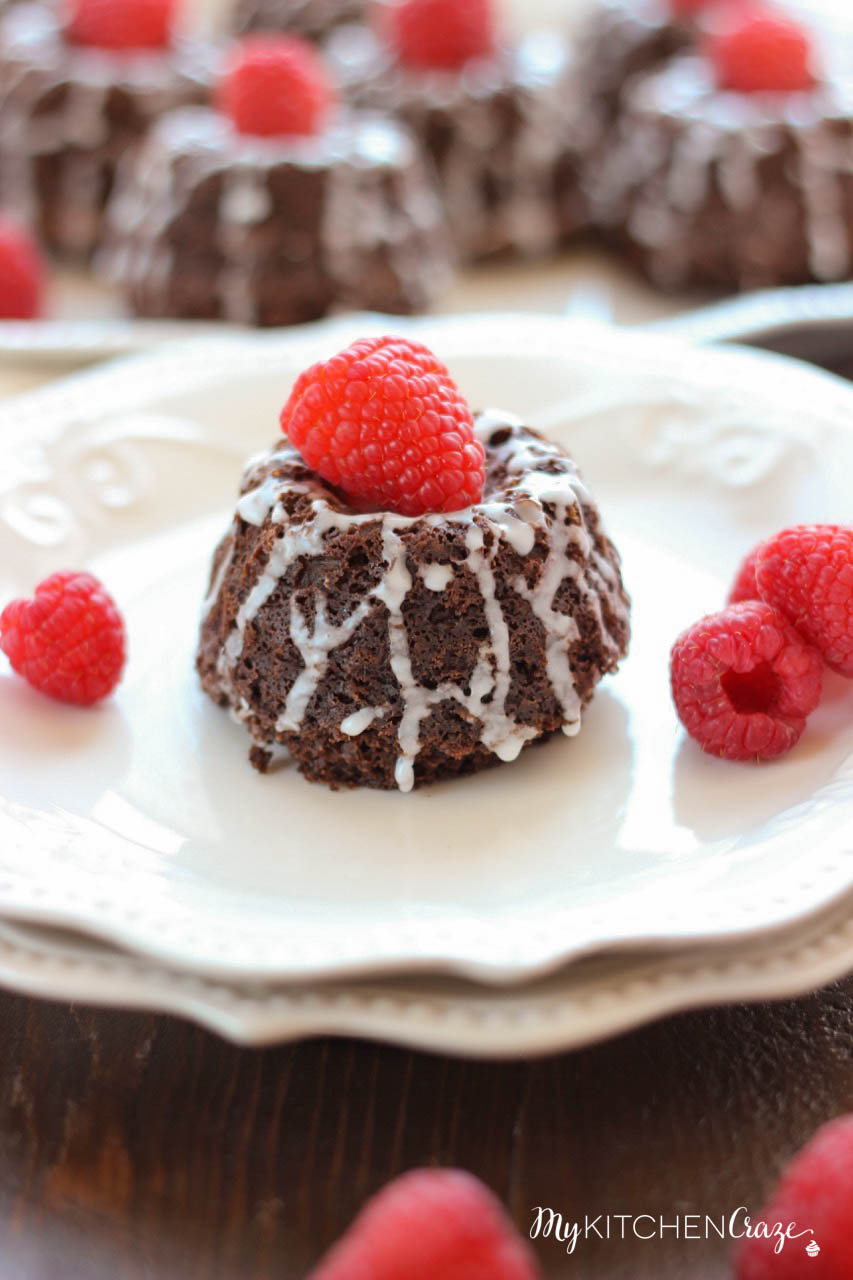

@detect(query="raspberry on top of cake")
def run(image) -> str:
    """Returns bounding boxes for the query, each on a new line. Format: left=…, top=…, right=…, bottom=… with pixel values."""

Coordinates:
left=197, top=336, right=630, bottom=792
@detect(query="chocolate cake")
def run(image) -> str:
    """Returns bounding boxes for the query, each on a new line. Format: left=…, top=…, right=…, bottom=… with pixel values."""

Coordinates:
left=231, top=0, right=371, bottom=42
left=197, top=412, right=630, bottom=791
left=589, top=54, right=853, bottom=291
left=327, top=25, right=585, bottom=261
left=100, top=106, right=453, bottom=324
left=0, top=3, right=216, bottom=260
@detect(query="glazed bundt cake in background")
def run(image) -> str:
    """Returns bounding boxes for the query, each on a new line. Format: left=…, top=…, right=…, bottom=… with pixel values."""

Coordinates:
left=197, top=336, right=630, bottom=792
left=327, top=0, right=585, bottom=261
left=586, top=6, right=853, bottom=290
left=100, top=35, right=453, bottom=325
left=0, top=0, right=216, bottom=260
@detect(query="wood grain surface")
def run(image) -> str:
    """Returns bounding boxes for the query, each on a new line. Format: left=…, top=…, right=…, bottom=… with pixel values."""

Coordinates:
left=0, top=978, right=850, bottom=1279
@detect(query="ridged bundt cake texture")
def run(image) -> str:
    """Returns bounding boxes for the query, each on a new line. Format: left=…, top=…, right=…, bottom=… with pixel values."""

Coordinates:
left=197, top=411, right=630, bottom=792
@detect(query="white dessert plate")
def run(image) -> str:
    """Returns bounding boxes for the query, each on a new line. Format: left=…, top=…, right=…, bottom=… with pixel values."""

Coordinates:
left=0, top=892, right=851, bottom=1055
left=0, top=317, right=246, bottom=369
left=2, top=314, right=853, bottom=984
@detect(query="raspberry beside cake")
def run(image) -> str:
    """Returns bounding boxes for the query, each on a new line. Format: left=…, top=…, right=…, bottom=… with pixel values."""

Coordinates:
left=0, top=0, right=216, bottom=260
left=101, top=36, right=452, bottom=324
left=328, top=0, right=584, bottom=261
left=197, top=337, right=630, bottom=791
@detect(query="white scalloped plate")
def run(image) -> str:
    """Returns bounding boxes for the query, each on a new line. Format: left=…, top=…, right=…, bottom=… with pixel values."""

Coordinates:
left=2, top=314, right=853, bottom=984
left=0, top=895, right=851, bottom=1055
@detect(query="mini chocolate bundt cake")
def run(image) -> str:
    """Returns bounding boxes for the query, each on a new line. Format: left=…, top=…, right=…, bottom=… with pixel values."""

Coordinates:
left=100, top=33, right=453, bottom=324
left=327, top=17, right=585, bottom=262
left=589, top=53, right=853, bottom=291
left=100, top=106, right=452, bottom=324
left=583, top=4, right=853, bottom=291
left=0, top=2, right=216, bottom=260
left=197, top=412, right=630, bottom=792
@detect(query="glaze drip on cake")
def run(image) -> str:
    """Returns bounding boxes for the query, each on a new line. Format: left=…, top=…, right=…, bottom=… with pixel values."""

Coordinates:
left=197, top=412, right=630, bottom=791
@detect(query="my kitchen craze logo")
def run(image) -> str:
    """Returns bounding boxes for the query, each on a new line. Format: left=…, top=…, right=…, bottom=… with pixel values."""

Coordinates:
left=529, top=1206, right=818, bottom=1257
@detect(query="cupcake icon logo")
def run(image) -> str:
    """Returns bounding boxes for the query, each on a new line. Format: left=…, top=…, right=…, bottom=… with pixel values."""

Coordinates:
left=806, top=1240, right=820, bottom=1258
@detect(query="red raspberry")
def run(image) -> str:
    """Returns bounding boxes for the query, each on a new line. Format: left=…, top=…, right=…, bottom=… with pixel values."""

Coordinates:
left=280, top=335, right=486, bottom=517
left=385, top=0, right=497, bottom=71
left=307, top=1168, right=542, bottom=1280
left=754, top=524, right=853, bottom=678
left=670, top=600, right=823, bottom=762
left=219, top=36, right=335, bottom=138
left=1, top=572, right=126, bottom=706
left=736, top=1113, right=853, bottom=1279
left=707, top=9, right=818, bottom=93
left=728, top=541, right=765, bottom=604
left=0, top=218, right=46, bottom=320
left=67, top=0, right=176, bottom=51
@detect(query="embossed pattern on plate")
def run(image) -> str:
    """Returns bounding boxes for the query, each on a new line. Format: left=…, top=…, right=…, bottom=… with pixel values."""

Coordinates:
left=1, top=315, right=853, bottom=983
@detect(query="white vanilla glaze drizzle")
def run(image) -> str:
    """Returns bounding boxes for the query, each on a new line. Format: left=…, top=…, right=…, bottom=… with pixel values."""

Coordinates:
left=340, top=706, right=385, bottom=736
left=420, top=562, right=454, bottom=591
left=204, top=412, right=629, bottom=792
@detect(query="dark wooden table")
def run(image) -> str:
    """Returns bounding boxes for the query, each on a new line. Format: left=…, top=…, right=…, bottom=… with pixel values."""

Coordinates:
left=1, top=976, right=851, bottom=1279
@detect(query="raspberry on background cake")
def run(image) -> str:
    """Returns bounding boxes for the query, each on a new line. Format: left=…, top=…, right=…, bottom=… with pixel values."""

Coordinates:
left=587, top=4, right=853, bottom=291
left=99, top=35, right=453, bottom=325
left=327, top=0, right=585, bottom=261
left=231, top=0, right=373, bottom=42
left=197, top=335, right=630, bottom=792
left=0, top=0, right=218, bottom=261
